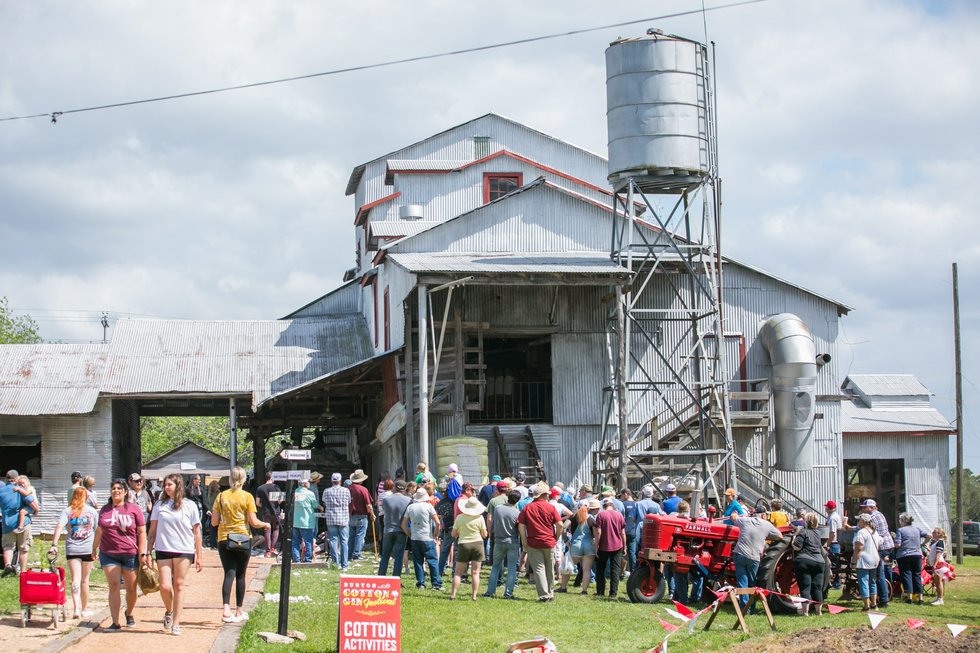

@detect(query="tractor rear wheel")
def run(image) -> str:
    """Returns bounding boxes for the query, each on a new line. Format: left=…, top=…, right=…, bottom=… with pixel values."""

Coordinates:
left=627, top=564, right=666, bottom=604
left=757, top=537, right=832, bottom=614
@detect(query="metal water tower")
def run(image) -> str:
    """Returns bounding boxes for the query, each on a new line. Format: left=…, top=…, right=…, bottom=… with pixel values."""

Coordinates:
left=595, top=30, right=736, bottom=508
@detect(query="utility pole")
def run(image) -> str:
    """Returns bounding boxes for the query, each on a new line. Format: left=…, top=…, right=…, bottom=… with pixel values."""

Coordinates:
left=101, top=312, right=109, bottom=343
left=952, top=262, right=963, bottom=564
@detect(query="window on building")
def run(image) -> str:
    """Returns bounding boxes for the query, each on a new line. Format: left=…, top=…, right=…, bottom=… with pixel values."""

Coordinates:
left=483, top=173, right=522, bottom=204
left=473, top=136, right=492, bottom=159
left=0, top=434, right=42, bottom=478
left=472, top=336, right=552, bottom=423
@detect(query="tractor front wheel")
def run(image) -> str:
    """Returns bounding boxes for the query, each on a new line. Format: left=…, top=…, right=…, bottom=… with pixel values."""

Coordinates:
left=627, top=564, right=666, bottom=604
left=757, top=537, right=832, bottom=614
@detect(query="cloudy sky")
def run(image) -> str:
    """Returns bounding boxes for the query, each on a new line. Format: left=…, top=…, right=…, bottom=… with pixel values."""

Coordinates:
left=1, top=0, right=977, bottom=468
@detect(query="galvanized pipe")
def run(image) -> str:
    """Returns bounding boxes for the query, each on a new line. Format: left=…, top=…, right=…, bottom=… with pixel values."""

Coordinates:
left=758, top=313, right=817, bottom=471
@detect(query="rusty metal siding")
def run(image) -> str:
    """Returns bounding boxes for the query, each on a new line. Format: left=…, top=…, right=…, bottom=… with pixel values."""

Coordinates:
left=842, top=433, right=950, bottom=531
left=0, top=397, right=114, bottom=534
left=0, top=344, right=107, bottom=415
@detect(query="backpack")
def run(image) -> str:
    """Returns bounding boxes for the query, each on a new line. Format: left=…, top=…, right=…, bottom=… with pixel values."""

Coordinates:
left=447, top=477, right=463, bottom=501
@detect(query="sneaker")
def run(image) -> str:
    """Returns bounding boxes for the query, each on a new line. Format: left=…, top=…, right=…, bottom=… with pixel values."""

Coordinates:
left=416, top=583, right=426, bottom=589
left=81, top=609, right=95, bottom=618
left=221, top=614, right=237, bottom=623
left=432, top=586, right=444, bottom=591
left=73, top=611, right=81, bottom=619
left=482, top=592, right=494, bottom=598
left=235, top=611, right=249, bottom=622
left=503, top=594, right=517, bottom=600
left=171, top=625, right=182, bottom=636
left=163, top=612, right=173, bottom=631
left=555, top=587, right=568, bottom=593
left=930, top=598, right=944, bottom=606
left=104, top=623, right=123, bottom=632
left=125, top=614, right=135, bottom=627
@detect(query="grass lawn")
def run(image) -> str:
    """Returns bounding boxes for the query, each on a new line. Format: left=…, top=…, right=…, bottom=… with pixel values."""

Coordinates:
left=0, top=537, right=107, bottom=616
left=238, top=556, right=980, bottom=653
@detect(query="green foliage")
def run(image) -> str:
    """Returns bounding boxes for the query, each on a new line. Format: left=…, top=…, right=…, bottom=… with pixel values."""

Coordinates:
left=950, top=467, right=980, bottom=521
left=0, top=296, right=42, bottom=344
left=140, top=415, right=249, bottom=465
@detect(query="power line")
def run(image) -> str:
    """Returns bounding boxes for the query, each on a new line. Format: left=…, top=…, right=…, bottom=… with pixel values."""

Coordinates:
left=0, top=0, right=769, bottom=124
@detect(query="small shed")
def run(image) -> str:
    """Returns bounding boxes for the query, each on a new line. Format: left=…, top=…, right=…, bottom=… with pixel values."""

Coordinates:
left=141, top=441, right=231, bottom=478
left=842, top=374, right=955, bottom=532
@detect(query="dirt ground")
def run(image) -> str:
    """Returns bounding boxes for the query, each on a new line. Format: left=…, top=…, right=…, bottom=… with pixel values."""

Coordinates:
left=731, top=625, right=980, bottom=653
left=0, top=549, right=271, bottom=653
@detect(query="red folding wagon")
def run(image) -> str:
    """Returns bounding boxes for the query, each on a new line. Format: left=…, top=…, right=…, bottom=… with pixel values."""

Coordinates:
left=19, top=551, right=67, bottom=627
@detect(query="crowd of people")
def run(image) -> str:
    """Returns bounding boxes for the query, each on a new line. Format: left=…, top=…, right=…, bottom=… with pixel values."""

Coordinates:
left=0, top=462, right=958, bottom=634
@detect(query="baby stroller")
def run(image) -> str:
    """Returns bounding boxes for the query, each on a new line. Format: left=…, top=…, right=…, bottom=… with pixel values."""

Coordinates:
left=19, top=549, right=67, bottom=627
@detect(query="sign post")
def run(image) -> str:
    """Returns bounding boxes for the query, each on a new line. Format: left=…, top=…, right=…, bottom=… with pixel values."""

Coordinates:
left=276, top=449, right=311, bottom=637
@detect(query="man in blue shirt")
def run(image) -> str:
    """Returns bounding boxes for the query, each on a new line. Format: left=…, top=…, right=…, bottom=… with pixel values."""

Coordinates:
left=1, top=469, right=36, bottom=576
left=662, top=484, right=681, bottom=515
left=723, top=488, right=746, bottom=525
left=291, top=479, right=319, bottom=563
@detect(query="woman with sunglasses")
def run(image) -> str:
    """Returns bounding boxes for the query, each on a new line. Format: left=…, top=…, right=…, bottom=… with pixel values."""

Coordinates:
left=147, top=474, right=203, bottom=635
left=92, top=478, right=147, bottom=632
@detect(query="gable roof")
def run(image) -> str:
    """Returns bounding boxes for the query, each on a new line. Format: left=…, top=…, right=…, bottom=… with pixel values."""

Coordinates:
left=841, top=374, right=954, bottom=435
left=346, top=113, right=606, bottom=195
left=142, top=440, right=231, bottom=476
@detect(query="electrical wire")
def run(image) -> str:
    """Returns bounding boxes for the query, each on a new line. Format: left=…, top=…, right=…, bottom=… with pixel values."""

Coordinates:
left=0, top=0, right=769, bottom=124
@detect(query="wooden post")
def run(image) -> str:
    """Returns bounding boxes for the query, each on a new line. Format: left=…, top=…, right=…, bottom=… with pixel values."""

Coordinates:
left=953, top=262, right=964, bottom=564
left=454, top=307, right=465, bottom=436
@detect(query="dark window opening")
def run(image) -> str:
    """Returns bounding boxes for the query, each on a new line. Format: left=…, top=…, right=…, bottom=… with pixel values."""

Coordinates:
left=844, top=458, right=905, bottom=530
left=483, top=173, right=522, bottom=203
left=0, top=436, right=42, bottom=478
left=472, top=336, right=551, bottom=423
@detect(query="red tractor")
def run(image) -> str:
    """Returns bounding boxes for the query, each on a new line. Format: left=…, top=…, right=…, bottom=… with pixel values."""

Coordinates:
left=627, top=513, right=829, bottom=613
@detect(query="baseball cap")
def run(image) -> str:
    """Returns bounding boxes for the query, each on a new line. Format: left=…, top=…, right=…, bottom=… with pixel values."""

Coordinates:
left=550, top=487, right=561, bottom=499
left=724, top=488, right=736, bottom=497
left=641, top=486, right=654, bottom=498
left=128, top=473, right=142, bottom=482
left=823, top=500, right=837, bottom=509
left=496, top=481, right=509, bottom=491
left=858, top=513, right=873, bottom=523
left=71, top=471, right=83, bottom=480
left=515, top=471, right=527, bottom=482
left=331, top=472, right=342, bottom=483
left=601, top=497, right=614, bottom=506
left=394, top=480, right=407, bottom=491
left=491, top=474, right=502, bottom=482
left=447, top=463, right=459, bottom=473
left=860, top=499, right=877, bottom=508
left=664, top=483, right=677, bottom=492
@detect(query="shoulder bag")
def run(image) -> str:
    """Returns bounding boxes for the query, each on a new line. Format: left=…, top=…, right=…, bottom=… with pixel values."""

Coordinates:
left=220, top=492, right=252, bottom=552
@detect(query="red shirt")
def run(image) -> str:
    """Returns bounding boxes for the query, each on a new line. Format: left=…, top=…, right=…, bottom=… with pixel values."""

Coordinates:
left=595, top=508, right=626, bottom=552
left=516, top=498, right=561, bottom=549
left=349, top=483, right=373, bottom=516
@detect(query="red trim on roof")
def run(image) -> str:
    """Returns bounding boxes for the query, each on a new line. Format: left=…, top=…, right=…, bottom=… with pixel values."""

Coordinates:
left=385, top=150, right=619, bottom=199
left=372, top=250, right=387, bottom=266
left=354, top=191, right=401, bottom=226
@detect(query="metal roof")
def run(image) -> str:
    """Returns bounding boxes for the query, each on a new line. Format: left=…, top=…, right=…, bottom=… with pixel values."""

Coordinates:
left=842, top=400, right=954, bottom=434
left=101, top=317, right=373, bottom=410
left=369, top=221, right=443, bottom=239
left=387, top=251, right=630, bottom=275
left=345, top=112, right=607, bottom=195
left=844, top=374, right=930, bottom=397
left=387, top=159, right=470, bottom=172
left=0, top=344, right=108, bottom=415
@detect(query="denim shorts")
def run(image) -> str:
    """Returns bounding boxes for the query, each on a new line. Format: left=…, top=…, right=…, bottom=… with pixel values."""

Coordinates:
left=570, top=542, right=596, bottom=558
left=99, top=550, right=138, bottom=570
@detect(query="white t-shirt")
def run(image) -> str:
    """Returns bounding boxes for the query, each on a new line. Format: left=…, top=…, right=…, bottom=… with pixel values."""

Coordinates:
left=827, top=511, right=842, bottom=540
left=150, top=499, right=201, bottom=554
left=854, top=527, right=882, bottom=569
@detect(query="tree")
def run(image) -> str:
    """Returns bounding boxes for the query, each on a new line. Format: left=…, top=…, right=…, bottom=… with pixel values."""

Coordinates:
left=140, top=416, right=245, bottom=465
left=0, top=296, right=42, bottom=343
left=949, top=467, right=980, bottom=522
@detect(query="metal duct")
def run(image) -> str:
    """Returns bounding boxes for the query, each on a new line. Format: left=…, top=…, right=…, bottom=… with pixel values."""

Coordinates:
left=759, top=314, right=817, bottom=471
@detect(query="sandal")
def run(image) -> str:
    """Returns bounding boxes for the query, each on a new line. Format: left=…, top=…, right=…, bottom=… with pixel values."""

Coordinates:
left=222, top=614, right=237, bottom=623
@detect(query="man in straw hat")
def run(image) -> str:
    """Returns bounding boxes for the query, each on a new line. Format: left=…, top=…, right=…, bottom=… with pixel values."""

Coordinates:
left=402, top=488, right=443, bottom=590
left=348, top=469, right=374, bottom=562
left=517, top=481, right=562, bottom=602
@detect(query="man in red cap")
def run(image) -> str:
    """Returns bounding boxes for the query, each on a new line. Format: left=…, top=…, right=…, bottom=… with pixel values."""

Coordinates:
left=824, top=499, right=844, bottom=588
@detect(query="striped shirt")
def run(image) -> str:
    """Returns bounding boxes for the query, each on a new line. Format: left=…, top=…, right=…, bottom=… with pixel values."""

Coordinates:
left=868, top=510, right=894, bottom=550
